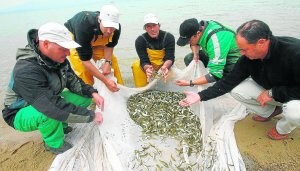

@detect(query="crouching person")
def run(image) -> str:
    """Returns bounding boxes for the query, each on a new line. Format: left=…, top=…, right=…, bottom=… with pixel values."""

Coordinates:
left=179, top=20, right=300, bottom=140
left=2, top=22, right=104, bottom=154
left=132, top=13, right=175, bottom=87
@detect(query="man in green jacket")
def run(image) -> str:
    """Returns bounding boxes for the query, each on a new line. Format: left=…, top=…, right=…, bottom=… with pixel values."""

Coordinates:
left=176, top=18, right=240, bottom=87
left=2, top=22, right=104, bottom=154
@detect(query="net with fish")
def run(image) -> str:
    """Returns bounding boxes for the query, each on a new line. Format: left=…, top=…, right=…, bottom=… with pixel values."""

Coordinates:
left=49, top=60, right=247, bottom=171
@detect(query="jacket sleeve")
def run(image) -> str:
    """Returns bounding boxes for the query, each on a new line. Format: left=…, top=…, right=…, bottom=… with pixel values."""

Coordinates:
left=272, top=53, right=300, bottom=103
left=12, top=61, right=94, bottom=122
left=135, top=35, right=151, bottom=69
left=163, top=33, right=175, bottom=64
left=199, top=57, right=250, bottom=101
left=106, top=24, right=121, bottom=47
left=65, top=61, right=98, bottom=97
left=73, top=31, right=94, bottom=61
left=205, top=31, right=236, bottom=79
left=66, top=12, right=95, bottom=61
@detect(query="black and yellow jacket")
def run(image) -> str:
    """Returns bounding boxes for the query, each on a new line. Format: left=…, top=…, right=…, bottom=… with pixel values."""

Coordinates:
left=64, top=11, right=121, bottom=61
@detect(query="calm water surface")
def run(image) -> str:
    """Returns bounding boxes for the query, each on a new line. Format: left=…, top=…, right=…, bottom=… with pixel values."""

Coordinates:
left=0, top=0, right=299, bottom=99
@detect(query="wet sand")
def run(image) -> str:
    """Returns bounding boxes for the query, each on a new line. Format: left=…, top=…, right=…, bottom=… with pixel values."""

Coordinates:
left=235, top=115, right=300, bottom=170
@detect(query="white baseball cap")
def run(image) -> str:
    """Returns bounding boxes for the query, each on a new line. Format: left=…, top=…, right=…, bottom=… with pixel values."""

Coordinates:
left=38, top=22, right=80, bottom=49
left=99, top=4, right=120, bottom=30
left=144, top=13, right=159, bottom=25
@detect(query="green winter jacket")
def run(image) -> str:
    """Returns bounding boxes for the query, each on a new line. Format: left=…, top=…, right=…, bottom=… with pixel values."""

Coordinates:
left=199, top=20, right=240, bottom=79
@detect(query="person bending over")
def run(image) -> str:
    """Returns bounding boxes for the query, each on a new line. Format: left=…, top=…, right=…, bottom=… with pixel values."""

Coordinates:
left=65, top=4, right=123, bottom=92
left=176, top=18, right=240, bottom=87
left=2, top=23, right=104, bottom=154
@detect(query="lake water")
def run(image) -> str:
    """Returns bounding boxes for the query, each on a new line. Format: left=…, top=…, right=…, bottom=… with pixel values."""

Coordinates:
left=0, top=0, right=300, bottom=99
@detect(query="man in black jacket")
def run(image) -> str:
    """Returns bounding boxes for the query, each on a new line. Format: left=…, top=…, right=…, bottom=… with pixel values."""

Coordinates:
left=179, top=20, right=300, bottom=140
left=65, top=4, right=122, bottom=92
left=2, top=22, right=104, bottom=154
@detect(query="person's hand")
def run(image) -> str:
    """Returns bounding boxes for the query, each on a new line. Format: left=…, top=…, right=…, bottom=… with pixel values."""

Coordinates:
left=101, top=62, right=112, bottom=75
left=145, top=66, right=154, bottom=81
left=175, top=79, right=189, bottom=86
left=179, top=91, right=200, bottom=107
left=94, top=112, right=103, bottom=125
left=92, top=92, right=104, bottom=111
left=105, top=79, right=119, bottom=92
left=161, top=66, right=169, bottom=81
left=257, top=90, right=272, bottom=107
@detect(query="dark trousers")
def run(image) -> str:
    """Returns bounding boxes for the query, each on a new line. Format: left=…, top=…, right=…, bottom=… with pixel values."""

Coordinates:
left=184, top=50, right=209, bottom=67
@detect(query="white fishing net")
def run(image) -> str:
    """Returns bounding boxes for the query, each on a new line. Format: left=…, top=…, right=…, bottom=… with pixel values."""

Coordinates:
left=49, top=60, right=247, bottom=171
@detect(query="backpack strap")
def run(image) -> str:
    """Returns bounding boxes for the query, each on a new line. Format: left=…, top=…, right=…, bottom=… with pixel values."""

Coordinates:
left=141, top=31, right=169, bottom=49
left=205, top=21, right=235, bottom=45
left=141, top=35, right=155, bottom=49
left=162, top=31, right=168, bottom=47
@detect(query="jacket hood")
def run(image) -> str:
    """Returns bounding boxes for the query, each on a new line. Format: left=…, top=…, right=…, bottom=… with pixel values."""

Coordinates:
left=16, top=29, right=66, bottom=69
left=16, top=29, right=39, bottom=61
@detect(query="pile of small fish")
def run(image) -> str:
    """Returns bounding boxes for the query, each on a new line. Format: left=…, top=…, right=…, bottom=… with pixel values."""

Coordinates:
left=127, top=90, right=202, bottom=170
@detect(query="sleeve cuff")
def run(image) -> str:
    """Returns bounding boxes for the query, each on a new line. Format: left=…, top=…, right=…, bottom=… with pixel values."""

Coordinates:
left=88, top=111, right=95, bottom=122
left=205, top=73, right=217, bottom=83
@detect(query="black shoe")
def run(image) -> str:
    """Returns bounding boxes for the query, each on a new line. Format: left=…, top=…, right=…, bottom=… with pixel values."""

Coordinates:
left=44, top=141, right=73, bottom=155
left=63, top=126, right=73, bottom=134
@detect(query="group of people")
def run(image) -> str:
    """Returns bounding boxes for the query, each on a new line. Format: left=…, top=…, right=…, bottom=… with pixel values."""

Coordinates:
left=2, top=4, right=300, bottom=155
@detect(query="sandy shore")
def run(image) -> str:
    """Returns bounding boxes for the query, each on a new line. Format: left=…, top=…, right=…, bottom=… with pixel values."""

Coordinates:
left=0, top=115, right=54, bottom=170
left=1, top=58, right=300, bottom=170
left=235, top=115, right=300, bottom=170
left=1, top=110, right=299, bottom=171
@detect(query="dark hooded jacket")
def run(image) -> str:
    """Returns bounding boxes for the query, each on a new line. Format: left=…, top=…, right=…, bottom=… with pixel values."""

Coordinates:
left=2, top=29, right=98, bottom=127
left=199, top=36, right=300, bottom=103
